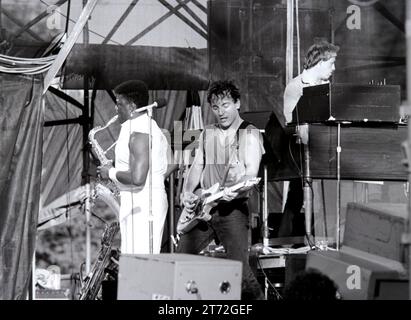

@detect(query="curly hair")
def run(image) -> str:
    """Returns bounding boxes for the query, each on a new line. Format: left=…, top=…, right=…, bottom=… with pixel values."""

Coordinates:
left=283, top=268, right=341, bottom=300
left=303, top=40, right=340, bottom=70
left=114, top=80, right=149, bottom=108
left=206, top=80, right=241, bottom=104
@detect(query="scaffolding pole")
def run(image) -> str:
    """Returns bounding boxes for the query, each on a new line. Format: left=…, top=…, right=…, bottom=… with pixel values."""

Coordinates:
left=406, top=0, right=411, bottom=301
left=83, top=0, right=92, bottom=275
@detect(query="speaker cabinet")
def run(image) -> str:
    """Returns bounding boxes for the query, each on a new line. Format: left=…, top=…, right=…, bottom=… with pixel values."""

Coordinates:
left=306, top=250, right=408, bottom=300
left=344, top=203, right=407, bottom=263
left=117, top=254, right=242, bottom=300
left=305, top=202, right=410, bottom=300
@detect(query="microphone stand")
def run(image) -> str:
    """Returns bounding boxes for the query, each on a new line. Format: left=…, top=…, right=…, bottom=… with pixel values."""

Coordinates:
left=130, top=100, right=165, bottom=253
left=263, top=164, right=269, bottom=247
left=147, top=106, right=154, bottom=254
left=336, top=122, right=342, bottom=250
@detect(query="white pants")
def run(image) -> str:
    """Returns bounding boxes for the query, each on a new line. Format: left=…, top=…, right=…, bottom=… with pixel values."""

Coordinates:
left=119, top=188, right=168, bottom=254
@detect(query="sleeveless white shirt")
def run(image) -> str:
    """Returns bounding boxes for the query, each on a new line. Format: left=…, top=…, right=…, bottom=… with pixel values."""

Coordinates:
left=115, top=113, right=168, bottom=192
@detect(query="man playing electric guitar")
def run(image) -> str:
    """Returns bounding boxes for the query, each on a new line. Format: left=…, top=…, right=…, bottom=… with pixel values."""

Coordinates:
left=177, top=178, right=261, bottom=235
left=176, top=80, right=265, bottom=300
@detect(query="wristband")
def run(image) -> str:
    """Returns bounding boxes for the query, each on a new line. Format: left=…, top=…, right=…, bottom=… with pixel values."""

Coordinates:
left=108, top=167, right=120, bottom=184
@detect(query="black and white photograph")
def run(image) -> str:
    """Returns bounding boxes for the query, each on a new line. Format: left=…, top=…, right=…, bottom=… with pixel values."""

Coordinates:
left=0, top=0, right=409, bottom=310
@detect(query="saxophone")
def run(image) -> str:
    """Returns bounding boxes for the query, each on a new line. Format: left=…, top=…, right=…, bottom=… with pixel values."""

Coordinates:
left=79, top=222, right=120, bottom=300
left=89, top=116, right=120, bottom=201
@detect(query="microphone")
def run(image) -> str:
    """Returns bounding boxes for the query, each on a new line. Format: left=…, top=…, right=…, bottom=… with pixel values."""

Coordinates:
left=134, top=98, right=168, bottom=113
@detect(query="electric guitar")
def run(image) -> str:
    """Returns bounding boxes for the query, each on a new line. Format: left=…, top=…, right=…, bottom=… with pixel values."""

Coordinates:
left=176, top=177, right=261, bottom=235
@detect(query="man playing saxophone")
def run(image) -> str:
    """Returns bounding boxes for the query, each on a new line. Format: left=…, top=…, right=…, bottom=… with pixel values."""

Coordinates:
left=97, top=80, right=169, bottom=254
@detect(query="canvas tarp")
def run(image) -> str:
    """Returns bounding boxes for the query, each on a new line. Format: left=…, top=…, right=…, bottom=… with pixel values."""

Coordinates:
left=0, top=74, right=44, bottom=299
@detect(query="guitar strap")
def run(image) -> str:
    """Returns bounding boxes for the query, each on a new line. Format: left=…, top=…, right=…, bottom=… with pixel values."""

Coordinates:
left=219, top=120, right=253, bottom=188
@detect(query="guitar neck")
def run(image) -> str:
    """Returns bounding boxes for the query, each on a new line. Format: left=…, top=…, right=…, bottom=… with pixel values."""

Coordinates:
left=203, top=181, right=249, bottom=205
left=204, top=190, right=226, bottom=204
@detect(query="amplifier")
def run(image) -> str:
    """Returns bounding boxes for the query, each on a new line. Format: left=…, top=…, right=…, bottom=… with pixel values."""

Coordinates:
left=305, top=202, right=409, bottom=299
left=292, top=83, right=401, bottom=123
left=117, top=254, right=242, bottom=300
left=306, top=250, right=408, bottom=300
left=344, top=202, right=408, bottom=263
